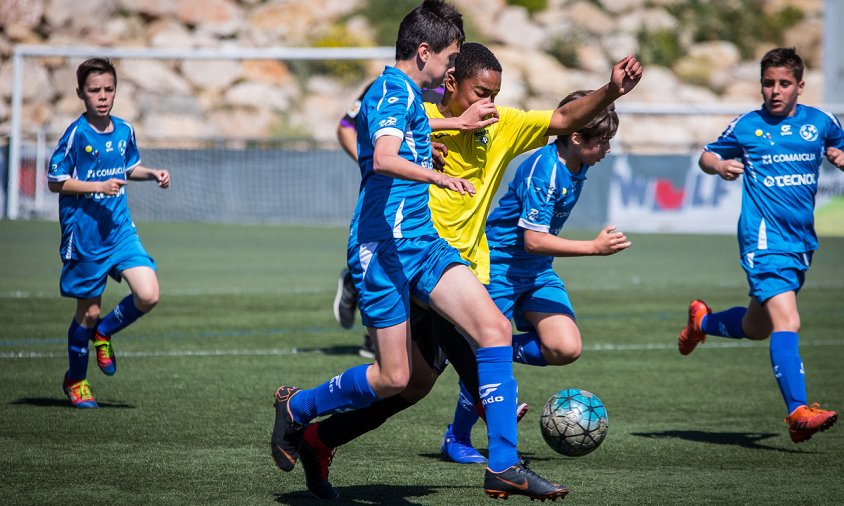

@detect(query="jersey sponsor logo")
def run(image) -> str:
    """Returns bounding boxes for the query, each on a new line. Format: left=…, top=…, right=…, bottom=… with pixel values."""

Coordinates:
left=479, top=383, right=504, bottom=406
left=762, top=173, right=816, bottom=188
left=780, top=124, right=792, bottom=136
left=760, top=152, right=817, bottom=165
left=800, top=124, right=818, bottom=141
left=379, top=117, right=398, bottom=128
left=105, top=141, right=114, bottom=152
left=86, top=167, right=126, bottom=179
left=85, top=186, right=126, bottom=200
left=387, top=97, right=399, bottom=104
left=527, top=208, right=539, bottom=221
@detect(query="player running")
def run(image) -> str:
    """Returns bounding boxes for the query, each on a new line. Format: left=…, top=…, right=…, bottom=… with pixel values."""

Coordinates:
left=441, top=89, right=630, bottom=464
left=48, top=58, right=170, bottom=408
left=678, top=47, right=841, bottom=443
left=283, top=42, right=642, bottom=500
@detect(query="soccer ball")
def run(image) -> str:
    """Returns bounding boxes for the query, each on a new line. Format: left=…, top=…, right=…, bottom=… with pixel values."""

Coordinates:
left=540, top=388, right=608, bottom=457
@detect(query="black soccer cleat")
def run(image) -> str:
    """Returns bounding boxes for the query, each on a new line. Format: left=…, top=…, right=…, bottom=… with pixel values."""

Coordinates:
left=299, top=424, right=340, bottom=500
left=484, top=463, right=569, bottom=501
left=271, top=385, right=305, bottom=472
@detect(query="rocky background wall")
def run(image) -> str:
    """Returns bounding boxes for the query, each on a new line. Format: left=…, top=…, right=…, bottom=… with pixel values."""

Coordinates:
left=0, top=0, right=825, bottom=152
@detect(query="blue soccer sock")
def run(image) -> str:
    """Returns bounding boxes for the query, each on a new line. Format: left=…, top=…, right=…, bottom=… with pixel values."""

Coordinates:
left=450, top=380, right=480, bottom=440
left=701, top=306, right=747, bottom=338
left=67, top=319, right=94, bottom=381
left=770, top=331, right=807, bottom=414
left=98, top=294, right=146, bottom=336
left=289, top=364, right=378, bottom=424
left=476, top=346, right=519, bottom=472
left=512, top=331, right=548, bottom=366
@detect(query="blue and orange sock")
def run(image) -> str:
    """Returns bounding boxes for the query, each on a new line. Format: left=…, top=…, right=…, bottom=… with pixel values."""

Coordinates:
left=770, top=331, right=807, bottom=414
left=701, top=306, right=747, bottom=338
left=512, top=331, right=548, bottom=366
left=450, top=380, right=480, bottom=439
left=476, top=346, right=519, bottom=472
left=67, top=319, right=94, bottom=381
left=289, top=364, right=378, bottom=423
left=97, top=294, right=145, bottom=336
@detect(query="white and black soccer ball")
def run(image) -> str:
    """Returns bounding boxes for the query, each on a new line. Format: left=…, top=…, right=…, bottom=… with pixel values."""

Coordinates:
left=540, top=388, right=608, bottom=457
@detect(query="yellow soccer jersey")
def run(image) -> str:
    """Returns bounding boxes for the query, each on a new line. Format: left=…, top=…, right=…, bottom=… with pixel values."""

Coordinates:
left=425, top=102, right=553, bottom=283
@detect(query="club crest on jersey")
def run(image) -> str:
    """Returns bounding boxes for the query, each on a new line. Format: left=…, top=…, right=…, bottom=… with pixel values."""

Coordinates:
left=800, top=124, right=818, bottom=141
left=474, top=129, right=489, bottom=146
left=118, top=140, right=127, bottom=156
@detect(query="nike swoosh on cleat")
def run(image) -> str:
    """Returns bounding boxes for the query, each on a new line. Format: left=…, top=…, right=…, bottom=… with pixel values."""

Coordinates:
left=496, top=477, right=530, bottom=490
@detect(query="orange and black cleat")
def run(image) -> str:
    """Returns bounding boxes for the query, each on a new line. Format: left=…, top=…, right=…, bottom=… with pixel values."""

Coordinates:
left=271, top=385, right=305, bottom=472
left=678, top=299, right=711, bottom=355
left=785, top=403, right=837, bottom=443
left=484, top=463, right=569, bottom=501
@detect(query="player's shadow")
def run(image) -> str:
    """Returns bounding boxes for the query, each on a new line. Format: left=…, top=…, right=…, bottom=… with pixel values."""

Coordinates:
left=275, top=483, right=450, bottom=504
left=631, top=430, right=804, bottom=453
left=294, top=345, right=363, bottom=357
left=10, top=397, right=136, bottom=409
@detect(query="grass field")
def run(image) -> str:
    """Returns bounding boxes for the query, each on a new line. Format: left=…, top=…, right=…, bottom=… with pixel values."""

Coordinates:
left=1, top=220, right=842, bottom=505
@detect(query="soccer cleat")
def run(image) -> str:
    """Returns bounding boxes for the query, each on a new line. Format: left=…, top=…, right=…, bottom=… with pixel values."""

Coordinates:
left=63, top=374, right=98, bottom=409
left=358, top=333, right=375, bottom=359
left=91, top=330, right=116, bottom=376
left=678, top=299, right=711, bottom=355
left=271, top=385, right=306, bottom=472
left=785, top=403, right=838, bottom=443
left=333, top=269, right=358, bottom=330
left=299, top=424, right=340, bottom=500
left=484, top=462, right=569, bottom=500
left=441, top=424, right=487, bottom=464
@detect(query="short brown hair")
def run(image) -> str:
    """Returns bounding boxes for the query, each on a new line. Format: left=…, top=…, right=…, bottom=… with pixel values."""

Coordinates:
left=760, top=47, right=803, bottom=82
left=76, top=58, right=117, bottom=90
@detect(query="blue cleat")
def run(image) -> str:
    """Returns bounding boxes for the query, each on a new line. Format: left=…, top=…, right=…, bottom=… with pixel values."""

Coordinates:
left=441, top=424, right=487, bottom=464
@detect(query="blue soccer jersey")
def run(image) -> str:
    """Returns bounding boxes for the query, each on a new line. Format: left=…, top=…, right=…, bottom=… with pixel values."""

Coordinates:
left=704, top=104, right=844, bottom=255
left=350, top=66, right=437, bottom=242
left=486, top=143, right=589, bottom=274
left=48, top=114, right=141, bottom=261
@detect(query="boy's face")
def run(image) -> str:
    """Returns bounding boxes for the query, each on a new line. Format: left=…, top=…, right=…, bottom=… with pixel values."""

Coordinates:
left=77, top=71, right=116, bottom=118
left=424, top=42, right=460, bottom=89
left=445, top=69, right=502, bottom=117
left=574, top=134, right=613, bottom=165
left=761, top=66, right=803, bottom=117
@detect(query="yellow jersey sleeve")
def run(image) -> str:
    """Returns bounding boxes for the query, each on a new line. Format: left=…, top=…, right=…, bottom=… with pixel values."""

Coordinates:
left=426, top=103, right=553, bottom=283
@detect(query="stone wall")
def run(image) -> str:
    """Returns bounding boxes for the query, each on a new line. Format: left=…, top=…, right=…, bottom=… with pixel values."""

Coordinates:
left=0, top=0, right=826, bottom=152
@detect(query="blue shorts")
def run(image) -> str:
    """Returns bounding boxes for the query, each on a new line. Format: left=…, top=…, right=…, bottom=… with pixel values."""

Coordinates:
left=487, top=265, right=574, bottom=333
left=740, top=250, right=812, bottom=303
left=60, top=236, right=156, bottom=299
left=348, top=234, right=467, bottom=328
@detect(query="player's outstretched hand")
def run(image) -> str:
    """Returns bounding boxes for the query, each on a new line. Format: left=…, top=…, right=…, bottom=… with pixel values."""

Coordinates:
left=716, top=159, right=744, bottom=181
left=456, top=98, right=498, bottom=131
left=610, top=55, right=643, bottom=96
left=593, top=225, right=631, bottom=255
left=154, top=169, right=171, bottom=188
left=826, top=147, right=844, bottom=169
left=432, top=141, right=448, bottom=171
left=433, top=172, right=475, bottom=196
left=99, top=178, right=126, bottom=196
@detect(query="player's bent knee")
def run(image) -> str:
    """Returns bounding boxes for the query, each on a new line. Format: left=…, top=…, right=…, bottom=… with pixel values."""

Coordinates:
left=545, top=346, right=581, bottom=366
left=134, top=291, right=159, bottom=312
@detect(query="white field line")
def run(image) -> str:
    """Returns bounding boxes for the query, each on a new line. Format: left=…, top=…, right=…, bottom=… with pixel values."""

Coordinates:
left=3, top=339, right=844, bottom=359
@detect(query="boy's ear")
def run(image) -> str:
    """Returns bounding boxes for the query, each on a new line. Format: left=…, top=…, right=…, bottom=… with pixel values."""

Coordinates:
left=418, top=42, right=430, bottom=63
left=797, top=79, right=805, bottom=96
left=444, top=70, right=457, bottom=92
left=570, top=132, right=583, bottom=146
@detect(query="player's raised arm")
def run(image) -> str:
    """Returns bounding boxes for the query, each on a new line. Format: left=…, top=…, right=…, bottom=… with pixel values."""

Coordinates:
left=372, top=135, right=474, bottom=195
left=545, top=55, right=643, bottom=137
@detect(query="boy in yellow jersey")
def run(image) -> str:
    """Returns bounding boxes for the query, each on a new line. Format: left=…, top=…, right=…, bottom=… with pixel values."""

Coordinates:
left=294, top=43, right=642, bottom=500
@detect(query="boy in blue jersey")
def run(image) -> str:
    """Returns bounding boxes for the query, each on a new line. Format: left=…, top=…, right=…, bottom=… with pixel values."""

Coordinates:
left=47, top=58, right=170, bottom=409
left=271, top=1, right=568, bottom=499
left=679, top=47, right=842, bottom=443
left=442, top=90, right=630, bottom=461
